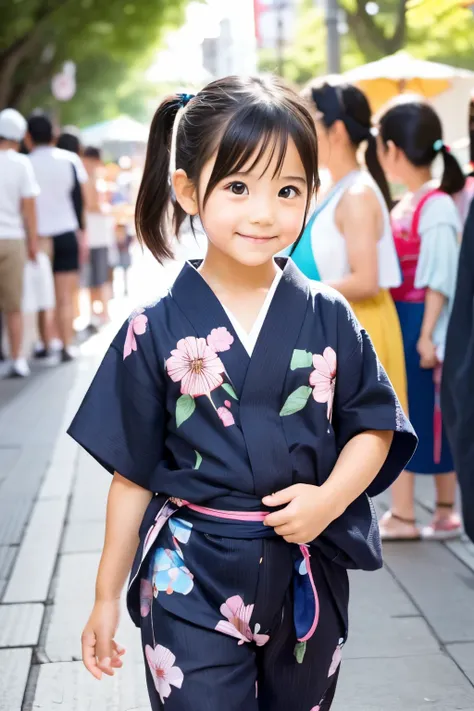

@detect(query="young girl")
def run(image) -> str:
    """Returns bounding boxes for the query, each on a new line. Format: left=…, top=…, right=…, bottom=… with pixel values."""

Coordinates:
left=376, top=100, right=464, bottom=541
left=68, top=76, right=416, bottom=711
left=291, top=82, right=408, bottom=413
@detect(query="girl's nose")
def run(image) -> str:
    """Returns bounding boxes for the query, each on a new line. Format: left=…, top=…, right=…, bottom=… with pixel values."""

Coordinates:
left=249, top=197, right=275, bottom=226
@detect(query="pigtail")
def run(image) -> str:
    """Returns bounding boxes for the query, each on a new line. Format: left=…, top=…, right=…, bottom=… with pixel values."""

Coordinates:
left=135, top=96, right=181, bottom=263
left=439, top=147, right=466, bottom=196
left=365, top=132, right=392, bottom=209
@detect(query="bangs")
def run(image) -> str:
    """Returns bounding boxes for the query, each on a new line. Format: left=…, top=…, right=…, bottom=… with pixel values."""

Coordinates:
left=203, top=100, right=319, bottom=205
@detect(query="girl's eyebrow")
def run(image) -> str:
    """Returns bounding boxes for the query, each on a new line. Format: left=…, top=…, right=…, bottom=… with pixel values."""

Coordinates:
left=280, top=175, right=307, bottom=185
left=226, top=171, right=307, bottom=185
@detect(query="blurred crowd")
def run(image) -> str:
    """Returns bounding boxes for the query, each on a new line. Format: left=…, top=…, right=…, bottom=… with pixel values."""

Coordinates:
left=0, top=108, right=141, bottom=378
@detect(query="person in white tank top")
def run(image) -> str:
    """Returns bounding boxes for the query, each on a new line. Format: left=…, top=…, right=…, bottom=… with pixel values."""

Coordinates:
left=298, top=81, right=408, bottom=412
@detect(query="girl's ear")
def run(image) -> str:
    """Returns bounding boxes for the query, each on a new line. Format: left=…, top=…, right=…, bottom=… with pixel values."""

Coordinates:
left=386, top=140, right=399, bottom=164
left=172, top=169, right=199, bottom=216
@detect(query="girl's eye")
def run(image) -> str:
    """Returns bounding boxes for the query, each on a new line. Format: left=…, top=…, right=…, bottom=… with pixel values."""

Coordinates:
left=279, top=186, right=300, bottom=199
left=227, top=182, right=248, bottom=195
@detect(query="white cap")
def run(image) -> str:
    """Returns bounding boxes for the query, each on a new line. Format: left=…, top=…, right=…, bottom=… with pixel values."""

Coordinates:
left=0, top=108, right=27, bottom=142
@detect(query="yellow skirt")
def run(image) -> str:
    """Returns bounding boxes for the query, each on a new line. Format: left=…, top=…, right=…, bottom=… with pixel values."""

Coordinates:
left=350, top=289, right=408, bottom=414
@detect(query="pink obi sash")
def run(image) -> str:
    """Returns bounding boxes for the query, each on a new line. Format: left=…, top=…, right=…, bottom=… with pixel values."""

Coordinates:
left=136, top=498, right=320, bottom=644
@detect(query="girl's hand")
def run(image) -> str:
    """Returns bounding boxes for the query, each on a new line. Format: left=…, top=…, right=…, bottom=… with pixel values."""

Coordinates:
left=262, top=484, right=337, bottom=544
left=417, top=335, right=438, bottom=369
left=81, top=599, right=126, bottom=680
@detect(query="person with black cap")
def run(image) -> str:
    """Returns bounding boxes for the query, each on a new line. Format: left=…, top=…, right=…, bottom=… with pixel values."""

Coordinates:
left=0, top=108, right=39, bottom=377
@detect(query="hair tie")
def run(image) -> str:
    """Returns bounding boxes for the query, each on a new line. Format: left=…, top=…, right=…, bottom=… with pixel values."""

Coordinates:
left=433, top=139, right=444, bottom=153
left=177, top=93, right=195, bottom=108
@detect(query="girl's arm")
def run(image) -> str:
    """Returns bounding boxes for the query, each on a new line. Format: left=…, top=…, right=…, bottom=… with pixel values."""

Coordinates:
left=263, top=430, right=393, bottom=543
left=328, top=185, right=382, bottom=302
left=82, top=472, right=152, bottom=680
left=96, top=472, right=153, bottom=601
left=417, top=288, right=446, bottom=368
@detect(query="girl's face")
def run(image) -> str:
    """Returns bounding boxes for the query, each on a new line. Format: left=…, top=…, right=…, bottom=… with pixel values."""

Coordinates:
left=174, top=136, right=310, bottom=268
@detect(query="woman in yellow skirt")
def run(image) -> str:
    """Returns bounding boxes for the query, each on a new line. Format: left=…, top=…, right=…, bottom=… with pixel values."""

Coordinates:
left=291, top=80, right=407, bottom=412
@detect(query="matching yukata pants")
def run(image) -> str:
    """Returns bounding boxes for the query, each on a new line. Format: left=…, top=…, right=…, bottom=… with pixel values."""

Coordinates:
left=138, top=531, right=348, bottom=711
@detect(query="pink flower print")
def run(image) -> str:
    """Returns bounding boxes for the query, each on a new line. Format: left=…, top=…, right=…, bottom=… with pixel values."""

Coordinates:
left=309, top=347, right=337, bottom=421
left=123, top=309, right=148, bottom=360
left=207, top=327, right=234, bottom=353
left=215, top=595, right=269, bottom=646
left=166, top=337, right=225, bottom=397
left=217, top=406, right=235, bottom=427
left=224, top=400, right=231, bottom=408
left=328, top=638, right=344, bottom=677
left=140, top=578, right=153, bottom=618
left=310, top=707, right=321, bottom=711
left=145, top=644, right=184, bottom=703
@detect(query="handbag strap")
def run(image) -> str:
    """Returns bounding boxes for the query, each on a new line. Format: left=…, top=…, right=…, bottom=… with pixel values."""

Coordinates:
left=410, top=188, right=444, bottom=241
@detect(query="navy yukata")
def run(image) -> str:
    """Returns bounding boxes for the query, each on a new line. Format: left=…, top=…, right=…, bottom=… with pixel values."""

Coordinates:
left=68, top=257, right=417, bottom=710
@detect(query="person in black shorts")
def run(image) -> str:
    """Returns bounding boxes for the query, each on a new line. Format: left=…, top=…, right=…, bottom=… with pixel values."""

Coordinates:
left=27, top=114, right=88, bottom=361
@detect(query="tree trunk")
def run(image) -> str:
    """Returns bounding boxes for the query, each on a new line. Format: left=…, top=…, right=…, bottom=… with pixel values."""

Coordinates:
left=344, top=0, right=407, bottom=59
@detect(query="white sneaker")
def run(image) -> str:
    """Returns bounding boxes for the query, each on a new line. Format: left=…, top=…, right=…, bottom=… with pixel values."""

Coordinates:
left=10, top=358, right=31, bottom=378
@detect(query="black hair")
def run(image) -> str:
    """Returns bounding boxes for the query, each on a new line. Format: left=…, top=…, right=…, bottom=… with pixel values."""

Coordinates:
left=27, top=113, right=53, bottom=145
left=84, top=146, right=102, bottom=161
left=57, top=129, right=81, bottom=154
left=135, top=75, right=319, bottom=264
left=379, top=101, right=466, bottom=196
left=307, top=82, right=392, bottom=209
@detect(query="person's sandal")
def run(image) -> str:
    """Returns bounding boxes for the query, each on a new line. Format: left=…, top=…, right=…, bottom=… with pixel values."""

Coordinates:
left=379, top=510, right=421, bottom=541
left=421, top=502, right=462, bottom=541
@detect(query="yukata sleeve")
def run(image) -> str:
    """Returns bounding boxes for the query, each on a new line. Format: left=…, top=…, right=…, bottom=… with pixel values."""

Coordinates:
left=332, top=297, right=417, bottom=496
left=67, top=309, right=166, bottom=491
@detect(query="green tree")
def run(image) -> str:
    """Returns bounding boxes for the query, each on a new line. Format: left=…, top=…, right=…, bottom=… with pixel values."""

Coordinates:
left=264, top=0, right=474, bottom=87
left=0, top=0, right=190, bottom=122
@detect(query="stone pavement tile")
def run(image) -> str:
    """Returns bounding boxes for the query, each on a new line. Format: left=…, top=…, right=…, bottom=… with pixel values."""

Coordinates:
left=0, top=498, right=32, bottom=546
left=3, top=498, right=68, bottom=603
left=446, top=537, right=474, bottom=575
left=68, top=453, right=109, bottom=523
left=0, top=445, right=50, bottom=497
left=0, top=546, right=16, bottom=590
left=346, top=571, right=439, bottom=659
left=32, top=660, right=150, bottom=711
left=446, top=643, right=474, bottom=685
left=61, top=522, right=105, bottom=554
left=383, top=541, right=474, bottom=643
left=0, top=647, right=32, bottom=711
left=0, top=603, right=43, bottom=647
left=44, top=552, right=142, bottom=662
left=332, top=653, right=474, bottom=710
left=0, top=445, right=20, bottom=487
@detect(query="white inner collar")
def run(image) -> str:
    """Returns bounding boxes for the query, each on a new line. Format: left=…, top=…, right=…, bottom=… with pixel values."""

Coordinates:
left=222, top=269, right=283, bottom=356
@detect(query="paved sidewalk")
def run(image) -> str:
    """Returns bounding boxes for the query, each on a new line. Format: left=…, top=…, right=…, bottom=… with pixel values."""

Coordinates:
left=1, top=280, right=474, bottom=709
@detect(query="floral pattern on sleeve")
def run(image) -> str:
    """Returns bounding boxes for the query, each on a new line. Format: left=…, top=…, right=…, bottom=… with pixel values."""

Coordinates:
left=280, top=347, right=336, bottom=422
left=123, top=307, right=148, bottom=360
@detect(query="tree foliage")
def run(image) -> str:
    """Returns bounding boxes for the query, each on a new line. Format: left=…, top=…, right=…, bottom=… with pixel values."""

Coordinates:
left=260, top=0, right=474, bottom=87
left=0, top=0, right=190, bottom=123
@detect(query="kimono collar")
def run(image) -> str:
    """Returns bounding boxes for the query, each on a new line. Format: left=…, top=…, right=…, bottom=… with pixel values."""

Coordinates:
left=169, top=258, right=309, bottom=398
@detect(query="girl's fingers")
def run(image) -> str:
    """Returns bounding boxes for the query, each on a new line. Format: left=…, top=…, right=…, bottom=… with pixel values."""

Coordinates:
left=97, top=656, right=115, bottom=676
left=113, top=641, right=126, bottom=656
left=82, top=630, right=102, bottom=680
left=96, top=632, right=115, bottom=676
left=273, top=524, right=298, bottom=537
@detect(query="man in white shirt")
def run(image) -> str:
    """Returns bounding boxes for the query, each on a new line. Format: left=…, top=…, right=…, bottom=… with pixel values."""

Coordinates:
left=26, top=113, right=88, bottom=362
left=0, top=109, right=39, bottom=377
